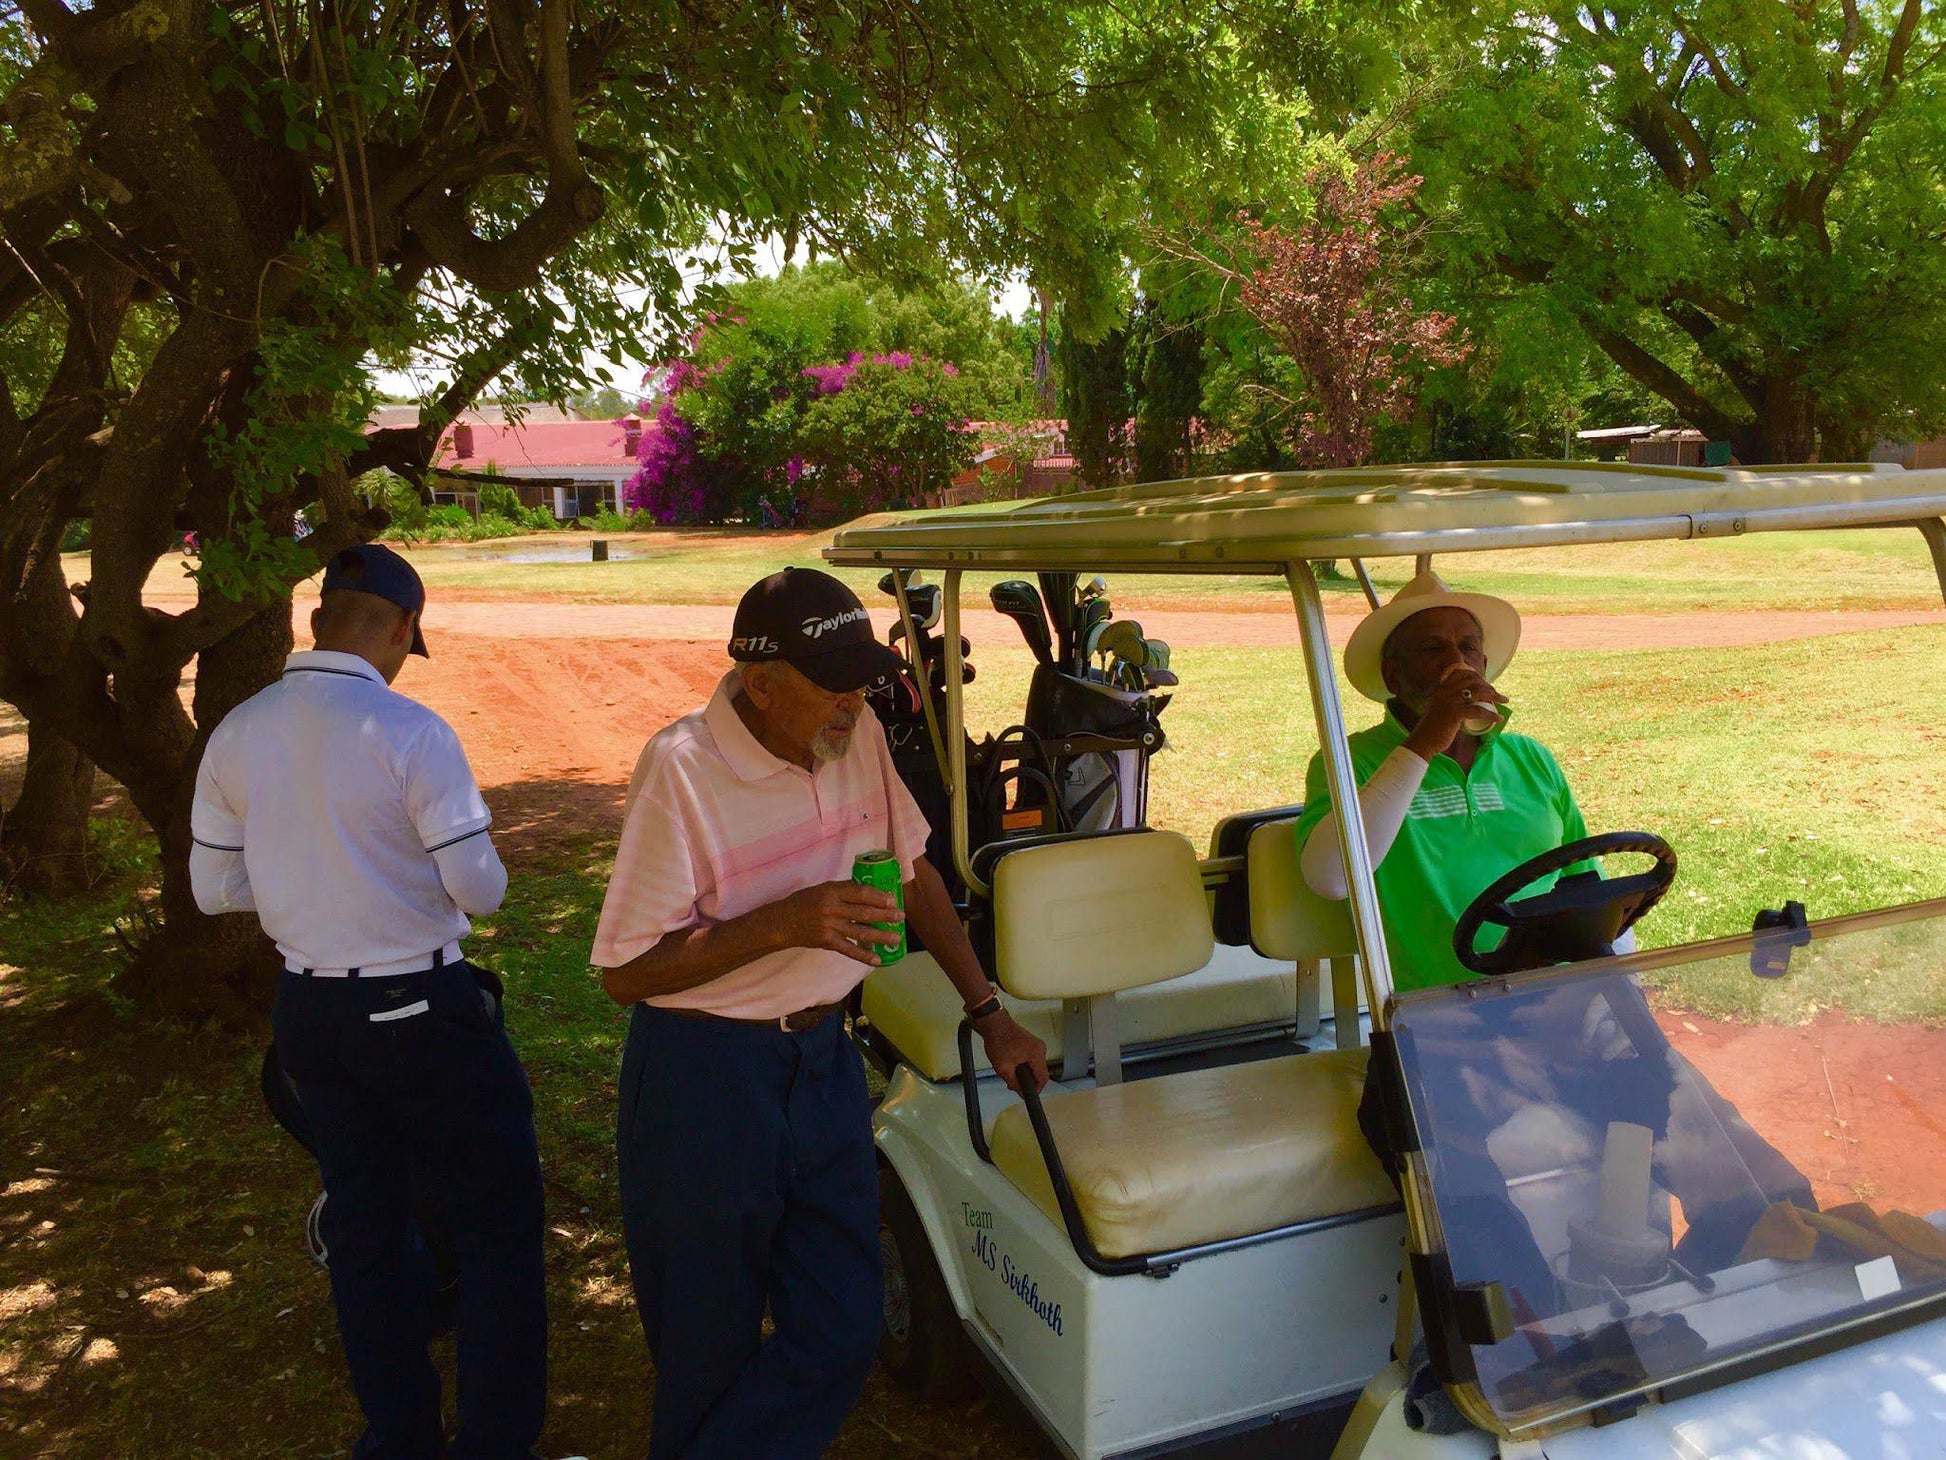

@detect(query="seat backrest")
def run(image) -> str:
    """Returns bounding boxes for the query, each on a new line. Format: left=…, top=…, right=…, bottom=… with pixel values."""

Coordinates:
left=1247, top=818, right=1356, bottom=962
left=1207, top=802, right=1304, bottom=945
left=993, top=829, right=1214, bottom=1000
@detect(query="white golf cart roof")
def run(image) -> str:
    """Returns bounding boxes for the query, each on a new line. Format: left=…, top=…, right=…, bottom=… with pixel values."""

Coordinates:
left=824, top=459, right=1946, bottom=572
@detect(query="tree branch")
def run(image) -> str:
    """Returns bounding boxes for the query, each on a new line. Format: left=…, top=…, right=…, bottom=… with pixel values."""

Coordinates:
left=1585, top=321, right=1742, bottom=437
left=353, top=295, right=546, bottom=484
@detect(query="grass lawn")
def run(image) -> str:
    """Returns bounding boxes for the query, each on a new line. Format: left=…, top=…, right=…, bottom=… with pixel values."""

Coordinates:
left=127, top=520, right=1946, bottom=615
left=4, top=626, right=1944, bottom=1455
left=963, top=625, right=1946, bottom=1019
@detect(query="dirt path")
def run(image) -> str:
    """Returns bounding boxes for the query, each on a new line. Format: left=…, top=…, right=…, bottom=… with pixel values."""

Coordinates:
left=150, top=580, right=1945, bottom=651
left=416, top=601, right=1941, bottom=651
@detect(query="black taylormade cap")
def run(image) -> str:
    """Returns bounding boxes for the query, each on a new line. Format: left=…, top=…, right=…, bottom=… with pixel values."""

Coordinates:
left=728, top=567, right=903, bottom=693
left=322, top=543, right=429, bottom=656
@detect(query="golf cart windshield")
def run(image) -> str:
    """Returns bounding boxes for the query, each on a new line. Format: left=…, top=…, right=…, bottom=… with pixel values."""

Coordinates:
left=1392, top=902, right=1946, bottom=1433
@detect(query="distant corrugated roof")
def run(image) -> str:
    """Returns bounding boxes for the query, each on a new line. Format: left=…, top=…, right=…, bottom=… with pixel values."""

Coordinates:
left=1575, top=423, right=1661, bottom=441
left=436, top=419, right=643, bottom=470
left=369, top=402, right=589, bottom=428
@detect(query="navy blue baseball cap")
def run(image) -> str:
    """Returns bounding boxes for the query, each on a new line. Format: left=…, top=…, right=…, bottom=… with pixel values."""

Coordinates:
left=729, top=567, right=902, bottom=693
left=322, top=543, right=429, bottom=656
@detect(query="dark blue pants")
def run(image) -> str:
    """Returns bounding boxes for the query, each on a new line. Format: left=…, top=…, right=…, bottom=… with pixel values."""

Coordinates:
left=616, top=1005, right=881, bottom=1460
left=273, top=962, right=548, bottom=1460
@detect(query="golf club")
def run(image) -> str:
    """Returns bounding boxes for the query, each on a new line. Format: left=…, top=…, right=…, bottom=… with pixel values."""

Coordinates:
left=1038, top=572, right=1076, bottom=667
left=1075, top=596, right=1113, bottom=676
left=906, top=582, right=942, bottom=631
left=1094, top=619, right=1148, bottom=670
left=989, top=580, right=1054, bottom=666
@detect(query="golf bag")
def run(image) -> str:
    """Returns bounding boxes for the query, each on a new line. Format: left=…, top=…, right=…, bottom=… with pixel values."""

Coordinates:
left=260, top=963, right=506, bottom=1332
left=1018, top=662, right=1166, bottom=832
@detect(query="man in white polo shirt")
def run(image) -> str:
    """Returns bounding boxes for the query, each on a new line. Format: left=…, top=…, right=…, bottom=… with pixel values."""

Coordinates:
left=191, top=544, right=548, bottom=1460
left=593, top=567, right=1047, bottom=1460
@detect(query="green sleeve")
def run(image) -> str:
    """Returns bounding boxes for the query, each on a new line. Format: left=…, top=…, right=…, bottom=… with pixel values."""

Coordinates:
left=1291, top=749, right=1334, bottom=851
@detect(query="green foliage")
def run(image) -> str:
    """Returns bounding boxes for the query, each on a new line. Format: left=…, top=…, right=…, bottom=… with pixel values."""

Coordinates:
left=567, top=383, right=635, bottom=420
left=1059, top=317, right=1132, bottom=487
left=1129, top=300, right=1207, bottom=481
left=797, top=356, right=978, bottom=516
left=583, top=507, right=658, bottom=533
left=475, top=482, right=556, bottom=530
left=644, top=263, right=1006, bottom=522
left=197, top=235, right=420, bottom=601
left=1407, top=2, right=1946, bottom=459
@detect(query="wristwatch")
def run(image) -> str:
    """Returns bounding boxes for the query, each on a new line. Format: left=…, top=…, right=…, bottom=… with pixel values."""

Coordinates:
left=963, top=983, right=1004, bottom=1023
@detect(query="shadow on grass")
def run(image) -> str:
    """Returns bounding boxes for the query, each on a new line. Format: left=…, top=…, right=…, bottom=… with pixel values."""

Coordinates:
left=0, top=781, right=1037, bottom=1459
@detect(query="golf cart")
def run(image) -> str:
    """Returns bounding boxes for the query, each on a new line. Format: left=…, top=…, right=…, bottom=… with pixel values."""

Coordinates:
left=824, top=461, right=1946, bottom=1458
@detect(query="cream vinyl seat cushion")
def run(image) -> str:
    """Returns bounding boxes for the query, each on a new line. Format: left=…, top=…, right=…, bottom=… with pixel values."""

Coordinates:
left=861, top=946, right=1299, bottom=1083
left=989, top=1048, right=1395, bottom=1258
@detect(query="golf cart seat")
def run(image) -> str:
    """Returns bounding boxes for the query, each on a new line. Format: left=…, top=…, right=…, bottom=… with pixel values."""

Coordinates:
left=861, top=944, right=1299, bottom=1082
left=991, top=1045, right=1391, bottom=1258
left=1244, top=816, right=1367, bottom=1048
left=972, top=831, right=1393, bottom=1261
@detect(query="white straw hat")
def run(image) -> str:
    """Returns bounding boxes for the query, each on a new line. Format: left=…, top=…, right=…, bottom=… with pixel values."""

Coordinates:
left=1342, top=571, right=1522, bottom=704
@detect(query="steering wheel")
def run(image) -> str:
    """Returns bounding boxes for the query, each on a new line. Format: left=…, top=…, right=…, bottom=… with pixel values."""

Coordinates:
left=1452, top=831, right=1677, bottom=977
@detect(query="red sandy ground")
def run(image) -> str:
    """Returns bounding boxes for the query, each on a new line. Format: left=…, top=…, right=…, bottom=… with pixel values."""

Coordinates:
left=150, top=574, right=1945, bottom=653
left=1662, top=1012, right=1946, bottom=1218
left=140, top=575, right=1926, bottom=1229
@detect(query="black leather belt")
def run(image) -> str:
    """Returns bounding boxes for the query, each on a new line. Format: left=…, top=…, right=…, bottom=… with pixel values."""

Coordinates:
left=659, top=1000, right=847, bottom=1033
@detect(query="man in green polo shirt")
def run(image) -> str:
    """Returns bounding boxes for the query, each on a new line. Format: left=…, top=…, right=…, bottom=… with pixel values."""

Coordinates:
left=1296, top=573, right=1813, bottom=1305
left=1292, top=571, right=1594, bottom=990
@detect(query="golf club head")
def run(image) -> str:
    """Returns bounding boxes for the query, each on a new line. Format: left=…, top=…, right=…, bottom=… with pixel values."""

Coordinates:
left=1077, top=575, right=1107, bottom=603
left=1144, top=667, right=1180, bottom=689
left=918, top=635, right=971, bottom=663
left=1075, top=598, right=1113, bottom=668
left=990, top=579, right=1053, bottom=665
left=1095, top=619, right=1147, bottom=667
left=1144, top=638, right=1171, bottom=672
left=1081, top=611, right=1115, bottom=666
left=907, top=582, right=942, bottom=631
left=877, top=569, right=925, bottom=597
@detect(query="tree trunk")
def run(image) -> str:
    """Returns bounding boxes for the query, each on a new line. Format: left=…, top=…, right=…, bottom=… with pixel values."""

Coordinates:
left=1033, top=287, right=1057, bottom=414
left=114, top=597, right=294, bottom=1026
left=1, top=724, right=96, bottom=895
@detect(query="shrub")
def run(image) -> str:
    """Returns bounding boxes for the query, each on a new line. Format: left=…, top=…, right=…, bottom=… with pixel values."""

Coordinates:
left=478, top=481, right=523, bottom=518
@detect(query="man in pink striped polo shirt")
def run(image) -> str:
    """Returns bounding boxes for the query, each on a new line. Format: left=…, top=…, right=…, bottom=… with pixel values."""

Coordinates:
left=593, top=567, right=1045, bottom=1460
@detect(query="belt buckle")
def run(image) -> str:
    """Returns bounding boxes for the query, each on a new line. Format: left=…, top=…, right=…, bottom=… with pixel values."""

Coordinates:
left=778, top=1013, right=793, bottom=1033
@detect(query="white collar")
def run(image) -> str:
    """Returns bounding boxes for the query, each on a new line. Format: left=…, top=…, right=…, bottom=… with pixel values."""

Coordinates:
left=283, top=649, right=387, bottom=685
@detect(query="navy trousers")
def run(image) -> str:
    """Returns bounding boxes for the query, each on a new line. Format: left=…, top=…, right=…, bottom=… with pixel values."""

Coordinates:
left=273, top=961, right=548, bottom=1460
left=616, top=1005, right=881, bottom=1460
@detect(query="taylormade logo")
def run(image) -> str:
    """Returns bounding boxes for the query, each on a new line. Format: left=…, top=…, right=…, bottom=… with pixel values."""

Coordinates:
left=801, top=607, right=868, bottom=640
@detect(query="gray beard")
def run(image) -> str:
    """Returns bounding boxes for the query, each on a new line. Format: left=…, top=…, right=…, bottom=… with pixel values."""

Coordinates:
left=809, top=728, right=853, bottom=765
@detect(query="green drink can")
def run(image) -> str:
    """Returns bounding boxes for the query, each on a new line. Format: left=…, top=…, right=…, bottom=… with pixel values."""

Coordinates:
left=851, top=849, right=905, bottom=965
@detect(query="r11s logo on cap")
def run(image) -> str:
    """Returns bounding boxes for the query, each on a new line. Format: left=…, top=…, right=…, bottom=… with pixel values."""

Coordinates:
left=732, top=635, right=779, bottom=654
left=800, top=607, right=869, bottom=640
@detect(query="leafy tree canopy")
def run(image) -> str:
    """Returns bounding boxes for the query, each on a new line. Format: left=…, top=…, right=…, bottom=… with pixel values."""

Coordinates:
left=0, top=0, right=1302, bottom=1013
left=1407, top=0, right=1946, bottom=460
